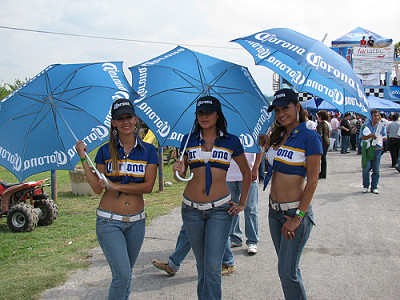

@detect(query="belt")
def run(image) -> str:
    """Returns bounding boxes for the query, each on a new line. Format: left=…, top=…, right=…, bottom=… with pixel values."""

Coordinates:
left=182, top=194, right=231, bottom=211
left=97, top=209, right=145, bottom=222
left=269, top=196, right=300, bottom=211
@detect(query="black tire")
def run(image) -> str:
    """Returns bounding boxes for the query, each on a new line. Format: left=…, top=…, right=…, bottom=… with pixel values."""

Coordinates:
left=7, top=203, right=39, bottom=232
left=34, top=198, right=59, bottom=226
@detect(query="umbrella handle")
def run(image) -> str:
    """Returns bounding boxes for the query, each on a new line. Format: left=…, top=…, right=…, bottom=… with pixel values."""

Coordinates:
left=175, top=170, right=194, bottom=182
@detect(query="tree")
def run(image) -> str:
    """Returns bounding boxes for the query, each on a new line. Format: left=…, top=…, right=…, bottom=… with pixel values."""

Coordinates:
left=0, top=79, right=27, bottom=100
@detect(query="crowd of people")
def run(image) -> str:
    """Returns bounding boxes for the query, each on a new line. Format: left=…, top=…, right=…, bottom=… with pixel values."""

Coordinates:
left=74, top=89, right=400, bottom=300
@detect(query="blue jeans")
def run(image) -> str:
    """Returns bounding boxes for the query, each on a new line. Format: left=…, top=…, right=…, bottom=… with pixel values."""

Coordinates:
left=331, top=129, right=339, bottom=151
left=182, top=197, right=233, bottom=300
left=269, top=205, right=314, bottom=300
left=340, top=135, right=350, bottom=153
left=362, top=148, right=382, bottom=190
left=96, top=210, right=145, bottom=300
left=168, top=225, right=191, bottom=272
left=227, top=181, right=259, bottom=246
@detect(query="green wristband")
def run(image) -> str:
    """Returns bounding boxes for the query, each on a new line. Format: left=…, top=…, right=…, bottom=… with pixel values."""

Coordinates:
left=80, top=157, right=87, bottom=163
left=295, top=209, right=305, bottom=218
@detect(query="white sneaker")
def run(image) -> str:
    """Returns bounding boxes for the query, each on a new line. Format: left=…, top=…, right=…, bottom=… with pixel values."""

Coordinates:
left=362, top=188, right=368, bottom=193
left=247, top=244, right=257, bottom=255
left=371, top=189, right=379, bottom=194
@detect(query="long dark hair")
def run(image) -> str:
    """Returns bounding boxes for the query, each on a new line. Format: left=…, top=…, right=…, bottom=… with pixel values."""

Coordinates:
left=193, top=107, right=228, bottom=136
left=270, top=102, right=306, bottom=146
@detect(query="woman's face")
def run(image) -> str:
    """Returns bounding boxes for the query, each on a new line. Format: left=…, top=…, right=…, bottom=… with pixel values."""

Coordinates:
left=111, top=113, right=137, bottom=135
left=197, top=111, right=218, bottom=129
left=274, top=102, right=299, bottom=127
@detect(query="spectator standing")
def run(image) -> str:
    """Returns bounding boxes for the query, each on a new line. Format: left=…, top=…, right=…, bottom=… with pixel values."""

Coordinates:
left=360, top=36, right=367, bottom=47
left=367, top=36, right=375, bottom=47
left=317, top=110, right=330, bottom=179
left=356, top=115, right=364, bottom=155
left=361, top=109, right=387, bottom=194
left=340, top=113, right=351, bottom=154
left=330, top=113, right=340, bottom=151
left=305, top=110, right=317, bottom=130
left=387, top=113, right=400, bottom=167
left=350, top=115, right=357, bottom=150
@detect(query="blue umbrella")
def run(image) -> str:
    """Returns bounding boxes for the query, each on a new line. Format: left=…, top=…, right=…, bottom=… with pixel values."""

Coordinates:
left=232, top=28, right=371, bottom=119
left=0, top=62, right=138, bottom=182
left=129, top=46, right=273, bottom=153
left=129, top=46, right=273, bottom=180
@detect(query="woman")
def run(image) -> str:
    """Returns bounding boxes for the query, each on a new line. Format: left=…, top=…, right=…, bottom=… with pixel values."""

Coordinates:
left=76, top=98, right=158, bottom=300
left=173, top=95, right=251, bottom=300
left=316, top=110, right=331, bottom=179
left=259, top=89, right=322, bottom=300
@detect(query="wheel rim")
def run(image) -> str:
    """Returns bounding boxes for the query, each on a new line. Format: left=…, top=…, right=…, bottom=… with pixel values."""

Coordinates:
left=11, top=212, right=26, bottom=228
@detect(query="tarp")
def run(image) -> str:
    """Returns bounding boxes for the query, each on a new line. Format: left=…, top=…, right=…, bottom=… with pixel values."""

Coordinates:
left=331, top=27, right=392, bottom=48
left=367, top=95, right=400, bottom=112
left=302, top=96, right=400, bottom=113
left=301, top=97, right=338, bottom=112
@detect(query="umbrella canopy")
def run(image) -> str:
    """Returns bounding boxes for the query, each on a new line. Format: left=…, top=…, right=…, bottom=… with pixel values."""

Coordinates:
left=367, top=95, right=400, bottom=112
left=129, top=46, right=273, bottom=153
left=331, top=27, right=392, bottom=48
left=0, top=62, right=138, bottom=181
left=232, top=28, right=371, bottom=119
left=301, top=97, right=338, bottom=112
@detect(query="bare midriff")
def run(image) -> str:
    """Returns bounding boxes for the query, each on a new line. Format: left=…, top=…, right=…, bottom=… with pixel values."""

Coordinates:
left=183, top=167, right=229, bottom=202
left=270, top=171, right=305, bottom=203
left=98, top=183, right=144, bottom=215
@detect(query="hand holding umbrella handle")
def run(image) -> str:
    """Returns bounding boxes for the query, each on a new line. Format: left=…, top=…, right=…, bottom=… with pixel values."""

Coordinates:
left=83, top=153, right=110, bottom=189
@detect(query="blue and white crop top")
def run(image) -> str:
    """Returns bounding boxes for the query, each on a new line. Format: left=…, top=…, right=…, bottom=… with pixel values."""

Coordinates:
left=180, top=131, right=244, bottom=195
left=95, top=135, right=159, bottom=184
left=263, top=122, right=322, bottom=190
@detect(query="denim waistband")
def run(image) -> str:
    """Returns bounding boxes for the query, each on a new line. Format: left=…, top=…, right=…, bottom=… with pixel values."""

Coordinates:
left=182, top=194, right=231, bottom=211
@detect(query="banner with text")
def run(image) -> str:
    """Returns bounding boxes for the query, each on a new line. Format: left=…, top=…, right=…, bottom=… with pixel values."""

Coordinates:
left=352, top=46, right=394, bottom=74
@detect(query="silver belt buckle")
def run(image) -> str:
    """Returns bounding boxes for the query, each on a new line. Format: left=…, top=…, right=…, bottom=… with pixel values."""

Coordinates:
left=271, top=202, right=279, bottom=211
left=199, top=203, right=211, bottom=210
left=280, top=204, right=290, bottom=211
left=122, top=216, right=130, bottom=222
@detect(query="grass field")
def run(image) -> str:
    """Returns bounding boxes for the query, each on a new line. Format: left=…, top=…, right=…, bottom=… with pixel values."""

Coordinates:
left=0, top=152, right=185, bottom=300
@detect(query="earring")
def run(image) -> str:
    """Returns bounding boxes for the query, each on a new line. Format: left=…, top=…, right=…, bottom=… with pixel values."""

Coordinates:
left=112, top=128, right=118, bottom=136
left=134, top=126, right=138, bottom=133
left=297, top=111, right=300, bottom=122
left=274, top=119, right=283, bottom=127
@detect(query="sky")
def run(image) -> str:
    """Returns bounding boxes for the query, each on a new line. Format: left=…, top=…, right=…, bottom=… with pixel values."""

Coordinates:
left=1, top=0, right=399, bottom=96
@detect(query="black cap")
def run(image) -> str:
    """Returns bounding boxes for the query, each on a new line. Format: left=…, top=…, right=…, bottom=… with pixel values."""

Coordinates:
left=267, top=88, right=299, bottom=112
left=111, top=98, right=136, bottom=120
left=196, top=95, right=221, bottom=113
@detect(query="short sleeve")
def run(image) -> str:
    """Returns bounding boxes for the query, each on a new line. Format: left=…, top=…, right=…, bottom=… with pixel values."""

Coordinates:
left=94, top=144, right=107, bottom=165
left=305, top=131, right=323, bottom=157
left=146, top=143, right=160, bottom=165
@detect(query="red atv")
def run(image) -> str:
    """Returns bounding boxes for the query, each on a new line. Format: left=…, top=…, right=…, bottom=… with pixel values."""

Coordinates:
left=0, top=178, right=59, bottom=232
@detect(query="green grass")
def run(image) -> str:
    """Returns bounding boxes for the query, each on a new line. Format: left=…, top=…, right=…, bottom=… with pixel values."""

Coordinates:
left=0, top=156, right=185, bottom=300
